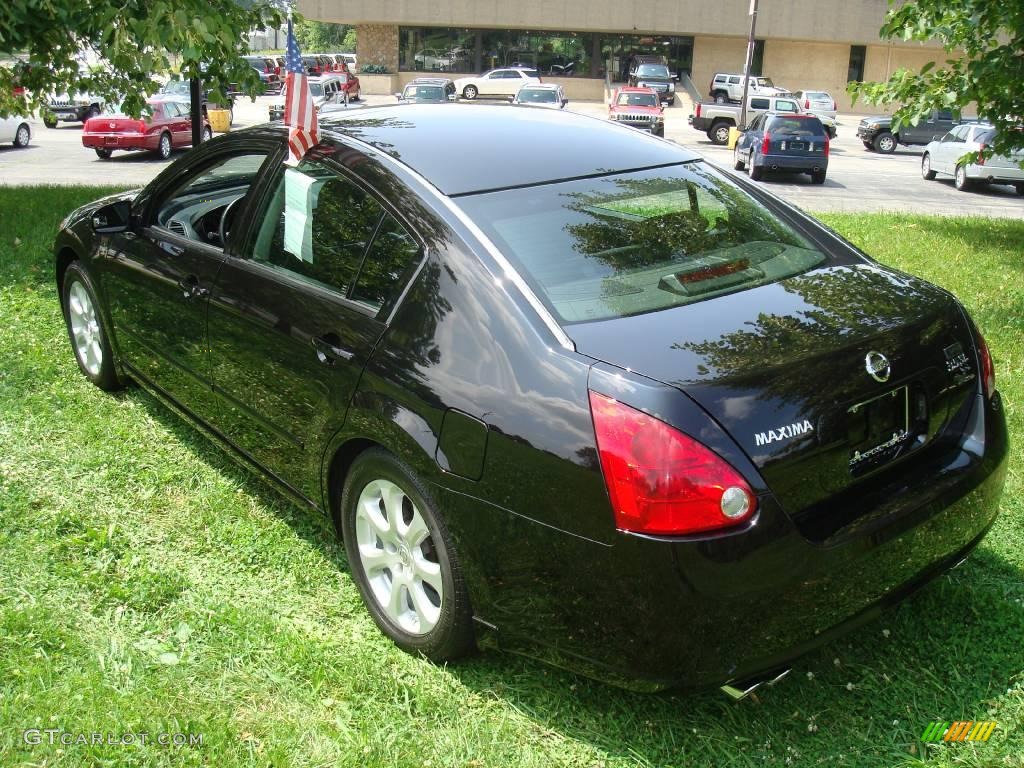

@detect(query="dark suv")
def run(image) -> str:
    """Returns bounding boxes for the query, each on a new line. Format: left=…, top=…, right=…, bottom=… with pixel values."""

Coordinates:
left=857, top=110, right=969, bottom=153
left=627, top=55, right=676, bottom=105
left=733, top=111, right=830, bottom=183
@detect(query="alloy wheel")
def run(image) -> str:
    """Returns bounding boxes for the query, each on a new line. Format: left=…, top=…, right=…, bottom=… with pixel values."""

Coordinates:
left=354, top=479, right=443, bottom=635
left=15, top=124, right=30, bottom=147
left=68, top=280, right=103, bottom=376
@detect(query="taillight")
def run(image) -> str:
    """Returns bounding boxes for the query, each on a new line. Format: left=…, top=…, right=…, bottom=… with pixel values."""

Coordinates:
left=136, top=120, right=147, bottom=133
left=695, top=103, right=702, bottom=117
left=761, top=134, right=770, bottom=154
left=976, top=330, right=995, bottom=398
left=831, top=99, right=836, bottom=111
left=804, top=98, right=810, bottom=109
left=977, top=143, right=986, bottom=165
left=824, top=134, right=830, bottom=157
left=589, top=391, right=757, bottom=535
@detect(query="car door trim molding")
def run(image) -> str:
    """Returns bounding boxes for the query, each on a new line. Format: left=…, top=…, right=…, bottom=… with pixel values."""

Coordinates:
left=328, top=132, right=576, bottom=352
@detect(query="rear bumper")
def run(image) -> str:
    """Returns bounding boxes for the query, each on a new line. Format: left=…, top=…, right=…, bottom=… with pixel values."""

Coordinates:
left=81, top=133, right=155, bottom=151
left=463, top=391, right=1008, bottom=690
left=966, top=163, right=1024, bottom=184
left=690, top=116, right=712, bottom=132
left=757, top=153, right=828, bottom=172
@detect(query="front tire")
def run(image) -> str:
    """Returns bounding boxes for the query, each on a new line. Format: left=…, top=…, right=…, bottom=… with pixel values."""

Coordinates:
left=156, top=132, right=172, bottom=160
left=462, top=85, right=478, bottom=100
left=873, top=132, right=896, bottom=153
left=340, top=448, right=475, bottom=662
left=1016, top=183, right=1024, bottom=196
left=13, top=123, right=30, bottom=147
left=921, top=153, right=936, bottom=180
left=954, top=164, right=971, bottom=191
left=61, top=262, right=122, bottom=391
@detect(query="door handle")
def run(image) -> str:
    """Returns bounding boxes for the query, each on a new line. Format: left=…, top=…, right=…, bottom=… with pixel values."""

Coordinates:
left=177, top=274, right=208, bottom=300
left=159, top=241, right=185, bottom=257
left=312, top=333, right=354, bottom=366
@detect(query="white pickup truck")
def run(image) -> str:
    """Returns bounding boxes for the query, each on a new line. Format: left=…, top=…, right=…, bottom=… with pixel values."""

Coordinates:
left=689, top=93, right=837, bottom=145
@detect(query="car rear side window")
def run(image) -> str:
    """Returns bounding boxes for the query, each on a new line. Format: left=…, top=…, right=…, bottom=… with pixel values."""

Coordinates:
left=457, top=163, right=828, bottom=323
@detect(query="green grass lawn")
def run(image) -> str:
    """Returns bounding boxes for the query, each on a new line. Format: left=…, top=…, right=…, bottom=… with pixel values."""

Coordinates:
left=1, top=187, right=1022, bottom=767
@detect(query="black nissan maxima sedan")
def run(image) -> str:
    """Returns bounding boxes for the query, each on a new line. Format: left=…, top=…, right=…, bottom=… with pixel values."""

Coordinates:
left=54, top=104, right=1008, bottom=693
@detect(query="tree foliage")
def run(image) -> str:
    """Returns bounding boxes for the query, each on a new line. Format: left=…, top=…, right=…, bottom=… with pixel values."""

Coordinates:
left=294, top=21, right=354, bottom=53
left=849, top=0, right=1024, bottom=158
left=0, top=0, right=285, bottom=119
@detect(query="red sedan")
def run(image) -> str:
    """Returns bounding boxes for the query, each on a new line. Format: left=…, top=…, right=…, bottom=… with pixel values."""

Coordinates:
left=82, top=99, right=211, bottom=161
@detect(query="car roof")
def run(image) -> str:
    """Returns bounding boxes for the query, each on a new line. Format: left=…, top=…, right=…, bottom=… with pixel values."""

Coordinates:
left=519, top=83, right=560, bottom=90
left=407, top=77, right=453, bottom=85
left=316, top=104, right=695, bottom=196
left=616, top=86, right=657, bottom=94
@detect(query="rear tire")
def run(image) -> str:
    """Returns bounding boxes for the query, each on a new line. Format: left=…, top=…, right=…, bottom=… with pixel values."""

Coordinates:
left=749, top=162, right=763, bottom=181
left=61, top=262, right=122, bottom=392
left=1016, top=183, right=1024, bottom=196
left=340, top=448, right=475, bottom=662
left=810, top=169, right=826, bottom=185
left=156, top=132, right=172, bottom=160
left=201, top=126, right=212, bottom=143
left=873, top=132, right=896, bottom=153
left=94, top=148, right=112, bottom=159
left=462, top=85, right=477, bottom=100
left=13, top=123, right=30, bottom=147
left=43, top=113, right=58, bottom=129
left=709, top=121, right=731, bottom=145
left=733, top=145, right=745, bottom=171
left=84, top=105, right=100, bottom=122
left=921, top=153, right=936, bottom=180
left=954, top=164, right=971, bottom=191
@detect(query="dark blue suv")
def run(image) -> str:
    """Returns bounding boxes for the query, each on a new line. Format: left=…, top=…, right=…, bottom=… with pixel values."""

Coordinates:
left=733, top=112, right=829, bottom=184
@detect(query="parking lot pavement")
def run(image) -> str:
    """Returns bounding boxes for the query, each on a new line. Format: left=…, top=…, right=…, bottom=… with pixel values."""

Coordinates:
left=1, top=93, right=1021, bottom=218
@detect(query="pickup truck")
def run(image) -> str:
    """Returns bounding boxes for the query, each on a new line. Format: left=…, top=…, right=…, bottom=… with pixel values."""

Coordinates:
left=689, top=94, right=837, bottom=145
left=43, top=90, right=106, bottom=127
left=856, top=110, right=971, bottom=153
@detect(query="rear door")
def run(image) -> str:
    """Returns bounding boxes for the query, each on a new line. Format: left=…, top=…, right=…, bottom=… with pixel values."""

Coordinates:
left=206, top=145, right=426, bottom=502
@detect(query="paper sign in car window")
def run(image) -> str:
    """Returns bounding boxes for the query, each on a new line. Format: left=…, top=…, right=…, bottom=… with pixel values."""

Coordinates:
left=283, top=168, right=323, bottom=263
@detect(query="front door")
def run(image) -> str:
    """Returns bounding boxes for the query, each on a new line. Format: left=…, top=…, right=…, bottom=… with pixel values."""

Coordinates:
left=98, top=147, right=277, bottom=416
left=206, top=148, right=426, bottom=502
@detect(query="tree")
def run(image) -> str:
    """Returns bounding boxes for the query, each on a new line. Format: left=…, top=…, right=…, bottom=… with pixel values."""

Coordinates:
left=849, top=0, right=1024, bottom=160
left=0, top=0, right=285, bottom=119
left=294, top=21, right=352, bottom=53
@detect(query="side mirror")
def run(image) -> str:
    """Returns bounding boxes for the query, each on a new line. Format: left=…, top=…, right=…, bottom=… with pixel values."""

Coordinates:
left=673, top=75, right=679, bottom=81
left=562, top=99, right=568, bottom=108
left=394, top=92, right=402, bottom=100
left=507, top=95, right=515, bottom=103
left=91, top=200, right=132, bottom=234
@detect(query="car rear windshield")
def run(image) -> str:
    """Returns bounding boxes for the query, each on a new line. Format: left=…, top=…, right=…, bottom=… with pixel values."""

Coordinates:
left=456, top=163, right=828, bottom=323
left=768, top=116, right=825, bottom=136
left=519, top=88, right=558, bottom=103
left=406, top=85, right=444, bottom=100
left=636, top=64, right=670, bottom=78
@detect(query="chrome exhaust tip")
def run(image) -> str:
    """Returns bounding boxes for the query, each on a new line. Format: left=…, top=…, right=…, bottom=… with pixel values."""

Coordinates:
left=720, top=668, right=791, bottom=700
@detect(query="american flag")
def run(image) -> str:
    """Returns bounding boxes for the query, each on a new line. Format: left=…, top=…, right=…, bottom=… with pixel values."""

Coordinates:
left=284, top=17, right=318, bottom=162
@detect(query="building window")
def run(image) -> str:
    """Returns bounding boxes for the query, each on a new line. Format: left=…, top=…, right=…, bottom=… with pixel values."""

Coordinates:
left=750, top=39, right=765, bottom=77
left=399, top=27, right=596, bottom=76
left=600, top=34, right=694, bottom=82
left=848, top=45, right=866, bottom=82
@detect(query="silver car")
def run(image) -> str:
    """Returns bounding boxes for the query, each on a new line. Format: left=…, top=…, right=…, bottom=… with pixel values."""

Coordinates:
left=921, top=123, right=1024, bottom=193
left=511, top=83, right=567, bottom=109
left=793, top=90, right=837, bottom=120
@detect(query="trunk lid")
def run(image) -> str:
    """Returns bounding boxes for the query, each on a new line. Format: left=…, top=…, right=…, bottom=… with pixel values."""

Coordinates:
left=570, top=263, right=978, bottom=522
left=85, top=115, right=146, bottom=133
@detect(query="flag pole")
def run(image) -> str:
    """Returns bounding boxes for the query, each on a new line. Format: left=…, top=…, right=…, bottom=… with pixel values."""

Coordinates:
left=739, top=0, right=759, bottom=130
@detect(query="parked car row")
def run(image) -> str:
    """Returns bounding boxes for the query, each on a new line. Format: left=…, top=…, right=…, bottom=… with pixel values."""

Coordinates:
left=268, top=73, right=362, bottom=122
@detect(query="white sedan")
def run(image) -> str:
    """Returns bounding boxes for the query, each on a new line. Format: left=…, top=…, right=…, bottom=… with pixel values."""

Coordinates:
left=921, top=123, right=1024, bottom=193
left=0, top=113, right=31, bottom=148
left=454, top=68, right=540, bottom=100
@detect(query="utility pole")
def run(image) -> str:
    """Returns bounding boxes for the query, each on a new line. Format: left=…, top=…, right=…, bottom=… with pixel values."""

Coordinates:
left=738, top=0, right=759, bottom=130
left=190, top=76, right=203, bottom=147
